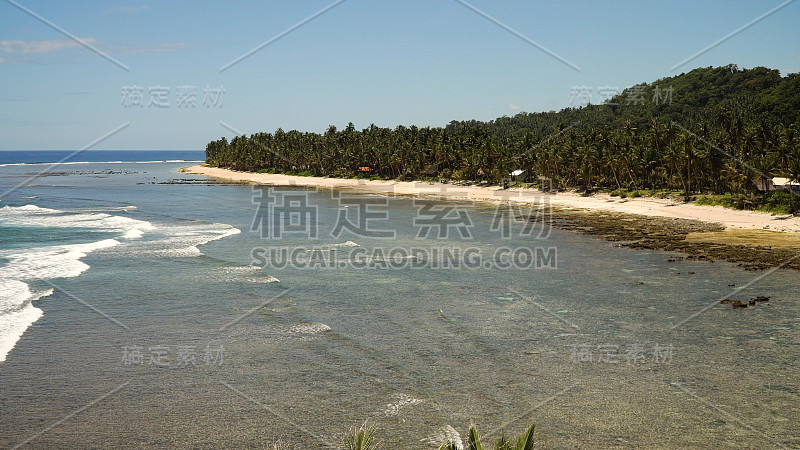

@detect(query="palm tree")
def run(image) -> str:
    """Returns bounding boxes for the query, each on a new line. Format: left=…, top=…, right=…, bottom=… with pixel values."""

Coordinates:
left=446, top=423, right=535, bottom=450
left=342, top=423, right=379, bottom=450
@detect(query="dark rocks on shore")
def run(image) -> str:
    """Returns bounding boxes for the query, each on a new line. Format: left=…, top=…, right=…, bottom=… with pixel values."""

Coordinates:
left=721, top=299, right=747, bottom=308
left=520, top=209, right=800, bottom=271
left=720, top=296, right=770, bottom=309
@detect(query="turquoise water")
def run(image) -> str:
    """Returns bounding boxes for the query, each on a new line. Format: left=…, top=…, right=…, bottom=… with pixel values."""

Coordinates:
left=0, top=155, right=798, bottom=448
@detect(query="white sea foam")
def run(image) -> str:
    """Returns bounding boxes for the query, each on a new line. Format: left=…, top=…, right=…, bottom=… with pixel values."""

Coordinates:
left=258, top=322, right=332, bottom=342
left=384, top=394, right=422, bottom=416
left=0, top=280, right=52, bottom=362
left=0, top=239, right=120, bottom=280
left=0, top=204, right=241, bottom=362
left=0, top=238, right=117, bottom=361
left=288, top=323, right=331, bottom=334
left=0, top=303, right=43, bottom=363
left=93, top=220, right=240, bottom=259
left=73, top=206, right=138, bottom=212
left=0, top=204, right=152, bottom=363
left=148, top=223, right=241, bottom=257
left=123, top=228, right=145, bottom=239
left=217, top=266, right=280, bottom=283
left=0, top=205, right=154, bottom=240
left=0, top=206, right=239, bottom=259
left=323, top=241, right=360, bottom=248
left=0, top=280, right=44, bottom=311
left=334, top=241, right=359, bottom=247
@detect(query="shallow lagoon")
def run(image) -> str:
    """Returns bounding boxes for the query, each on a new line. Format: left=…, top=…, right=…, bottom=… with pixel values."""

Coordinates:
left=0, top=161, right=797, bottom=448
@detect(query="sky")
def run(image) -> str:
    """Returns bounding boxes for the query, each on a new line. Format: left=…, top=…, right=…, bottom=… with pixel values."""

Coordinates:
left=0, top=0, right=798, bottom=150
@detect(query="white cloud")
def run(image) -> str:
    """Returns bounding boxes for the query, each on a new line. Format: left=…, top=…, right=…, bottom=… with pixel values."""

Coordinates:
left=105, top=5, right=150, bottom=13
left=508, top=103, right=522, bottom=111
left=0, top=38, right=98, bottom=54
left=0, top=38, right=188, bottom=61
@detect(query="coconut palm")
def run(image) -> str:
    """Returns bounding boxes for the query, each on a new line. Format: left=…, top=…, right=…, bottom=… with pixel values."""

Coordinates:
left=342, top=423, right=379, bottom=450
left=454, top=423, right=535, bottom=450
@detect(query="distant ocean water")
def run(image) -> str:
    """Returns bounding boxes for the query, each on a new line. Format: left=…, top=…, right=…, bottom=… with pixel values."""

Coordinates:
left=0, top=151, right=798, bottom=447
left=0, top=150, right=204, bottom=166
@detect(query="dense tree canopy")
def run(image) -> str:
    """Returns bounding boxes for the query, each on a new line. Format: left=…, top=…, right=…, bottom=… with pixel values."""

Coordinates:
left=206, top=65, right=800, bottom=202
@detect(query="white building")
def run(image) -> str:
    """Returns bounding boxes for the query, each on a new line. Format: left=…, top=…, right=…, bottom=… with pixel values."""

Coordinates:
left=772, top=177, right=800, bottom=191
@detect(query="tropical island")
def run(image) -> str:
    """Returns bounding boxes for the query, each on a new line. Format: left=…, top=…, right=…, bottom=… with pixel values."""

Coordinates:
left=203, top=65, right=799, bottom=212
left=5, top=0, right=800, bottom=445
left=187, top=65, right=800, bottom=271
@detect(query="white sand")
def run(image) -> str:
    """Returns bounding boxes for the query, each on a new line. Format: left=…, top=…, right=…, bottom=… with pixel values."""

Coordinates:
left=182, top=165, right=800, bottom=233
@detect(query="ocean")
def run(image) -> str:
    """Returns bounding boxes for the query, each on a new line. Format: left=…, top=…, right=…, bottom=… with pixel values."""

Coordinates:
left=0, top=151, right=797, bottom=448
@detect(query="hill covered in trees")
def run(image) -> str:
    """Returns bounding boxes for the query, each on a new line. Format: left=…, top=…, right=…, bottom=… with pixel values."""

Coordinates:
left=205, top=65, right=800, bottom=211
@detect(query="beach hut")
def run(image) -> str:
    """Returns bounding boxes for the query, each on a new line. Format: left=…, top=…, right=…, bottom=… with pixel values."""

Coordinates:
left=510, top=169, right=526, bottom=182
left=421, top=164, right=439, bottom=176
left=754, top=176, right=776, bottom=192
left=772, top=177, right=800, bottom=191
left=538, top=176, right=556, bottom=192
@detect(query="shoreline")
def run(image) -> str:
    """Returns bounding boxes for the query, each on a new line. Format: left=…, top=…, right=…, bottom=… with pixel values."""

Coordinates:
left=181, top=165, right=800, bottom=233
left=182, top=165, right=800, bottom=271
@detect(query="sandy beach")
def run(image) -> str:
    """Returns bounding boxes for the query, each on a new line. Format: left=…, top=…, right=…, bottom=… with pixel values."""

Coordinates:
left=182, top=165, right=800, bottom=234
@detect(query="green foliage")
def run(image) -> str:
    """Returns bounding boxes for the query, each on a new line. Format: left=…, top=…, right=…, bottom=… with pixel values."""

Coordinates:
left=464, top=423, right=535, bottom=450
left=332, top=421, right=535, bottom=450
left=467, top=425, right=483, bottom=450
left=206, top=66, right=800, bottom=210
left=761, top=191, right=800, bottom=214
left=516, top=422, right=536, bottom=450
left=696, top=191, right=799, bottom=214
left=438, top=441, right=461, bottom=450
left=488, top=423, right=536, bottom=450
left=283, top=170, right=314, bottom=177
left=342, top=423, right=380, bottom=450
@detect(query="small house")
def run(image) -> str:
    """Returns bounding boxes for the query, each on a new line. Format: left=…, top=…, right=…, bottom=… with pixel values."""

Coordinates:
left=773, top=177, right=800, bottom=191
left=754, top=176, right=775, bottom=192
left=421, top=164, right=439, bottom=176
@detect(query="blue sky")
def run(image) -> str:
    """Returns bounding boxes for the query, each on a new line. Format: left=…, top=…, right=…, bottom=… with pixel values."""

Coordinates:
left=0, top=0, right=798, bottom=150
